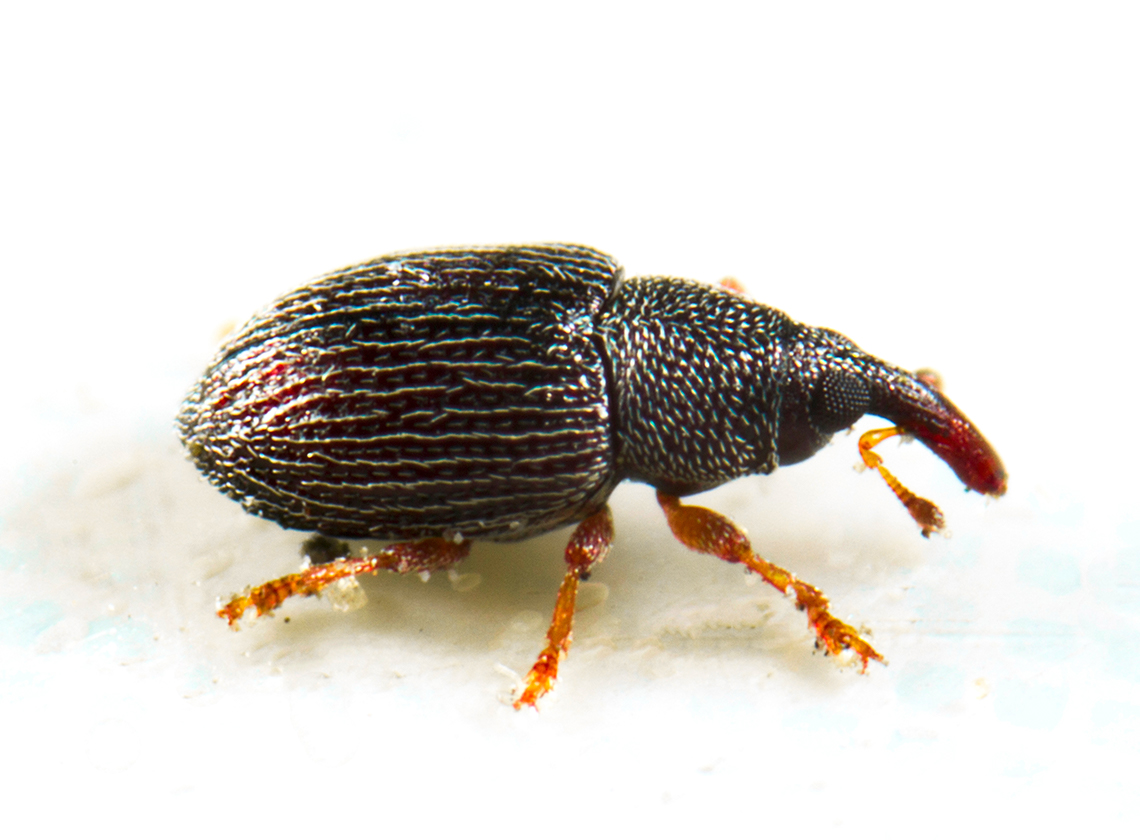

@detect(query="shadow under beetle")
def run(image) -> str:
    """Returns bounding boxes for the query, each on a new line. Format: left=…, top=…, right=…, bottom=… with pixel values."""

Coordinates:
left=179, top=244, right=1007, bottom=708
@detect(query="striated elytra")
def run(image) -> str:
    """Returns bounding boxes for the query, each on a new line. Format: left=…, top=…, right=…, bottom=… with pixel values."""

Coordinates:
left=180, top=244, right=1006, bottom=707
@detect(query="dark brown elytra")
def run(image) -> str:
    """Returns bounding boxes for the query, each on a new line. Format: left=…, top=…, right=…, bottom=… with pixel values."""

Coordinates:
left=179, top=244, right=1007, bottom=708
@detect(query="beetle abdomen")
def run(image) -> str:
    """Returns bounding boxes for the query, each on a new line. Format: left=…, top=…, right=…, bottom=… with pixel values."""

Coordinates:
left=179, top=245, right=621, bottom=541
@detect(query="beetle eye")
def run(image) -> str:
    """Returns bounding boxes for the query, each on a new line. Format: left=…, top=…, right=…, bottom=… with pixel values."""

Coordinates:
left=810, top=368, right=870, bottom=434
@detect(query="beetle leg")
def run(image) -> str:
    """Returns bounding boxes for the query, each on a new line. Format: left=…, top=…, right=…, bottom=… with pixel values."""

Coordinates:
left=718, top=276, right=748, bottom=295
left=657, top=491, right=884, bottom=671
left=858, top=426, right=946, bottom=537
left=218, top=538, right=471, bottom=626
left=514, top=506, right=615, bottom=709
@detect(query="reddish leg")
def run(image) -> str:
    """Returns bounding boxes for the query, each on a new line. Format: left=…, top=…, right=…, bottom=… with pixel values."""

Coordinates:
left=858, top=426, right=945, bottom=537
left=657, top=491, right=883, bottom=671
left=218, top=538, right=471, bottom=626
left=718, top=277, right=748, bottom=295
left=514, top=506, right=615, bottom=709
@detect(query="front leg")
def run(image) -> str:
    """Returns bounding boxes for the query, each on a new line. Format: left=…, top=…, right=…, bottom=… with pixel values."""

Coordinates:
left=656, top=491, right=883, bottom=670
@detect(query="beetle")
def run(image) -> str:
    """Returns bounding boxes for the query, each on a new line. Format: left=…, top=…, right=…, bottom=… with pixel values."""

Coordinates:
left=179, top=243, right=1006, bottom=707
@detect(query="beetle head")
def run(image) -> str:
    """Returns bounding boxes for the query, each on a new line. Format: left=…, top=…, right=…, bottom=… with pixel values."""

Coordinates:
left=779, top=327, right=1006, bottom=498
left=865, top=364, right=1007, bottom=497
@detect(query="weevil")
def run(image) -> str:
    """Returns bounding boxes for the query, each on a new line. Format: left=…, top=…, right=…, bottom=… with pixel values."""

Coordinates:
left=179, top=244, right=1006, bottom=707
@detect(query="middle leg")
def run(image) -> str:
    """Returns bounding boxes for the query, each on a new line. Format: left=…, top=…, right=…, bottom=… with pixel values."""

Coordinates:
left=514, top=506, right=615, bottom=709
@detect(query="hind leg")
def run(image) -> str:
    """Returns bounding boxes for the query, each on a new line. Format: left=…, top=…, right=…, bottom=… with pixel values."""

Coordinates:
left=218, top=537, right=471, bottom=626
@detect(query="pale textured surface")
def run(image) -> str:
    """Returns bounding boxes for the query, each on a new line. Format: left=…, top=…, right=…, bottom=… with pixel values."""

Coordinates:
left=2, top=3, right=1137, bottom=836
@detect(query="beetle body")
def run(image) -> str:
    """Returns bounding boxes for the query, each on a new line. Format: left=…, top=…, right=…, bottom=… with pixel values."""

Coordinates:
left=181, top=245, right=619, bottom=542
left=180, top=244, right=1006, bottom=707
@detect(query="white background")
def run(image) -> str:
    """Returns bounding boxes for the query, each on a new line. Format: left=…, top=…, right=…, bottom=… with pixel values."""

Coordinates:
left=2, top=2, right=1137, bottom=834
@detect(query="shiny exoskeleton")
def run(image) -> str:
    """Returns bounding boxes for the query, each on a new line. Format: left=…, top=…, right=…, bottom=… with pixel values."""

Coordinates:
left=180, top=244, right=1006, bottom=707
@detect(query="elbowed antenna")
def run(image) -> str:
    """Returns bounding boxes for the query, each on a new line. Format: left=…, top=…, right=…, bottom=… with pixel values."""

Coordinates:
left=867, top=364, right=1007, bottom=498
